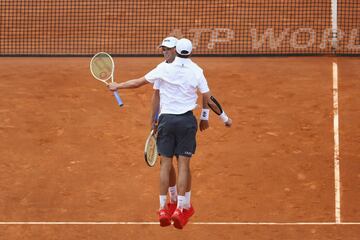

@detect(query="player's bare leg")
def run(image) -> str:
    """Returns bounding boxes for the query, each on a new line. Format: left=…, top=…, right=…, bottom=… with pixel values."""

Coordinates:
left=171, top=155, right=191, bottom=229
left=169, top=163, right=177, bottom=202
left=158, top=156, right=173, bottom=227
left=176, top=155, right=190, bottom=208
left=184, top=162, right=194, bottom=219
left=159, top=156, right=172, bottom=201
left=169, top=164, right=177, bottom=187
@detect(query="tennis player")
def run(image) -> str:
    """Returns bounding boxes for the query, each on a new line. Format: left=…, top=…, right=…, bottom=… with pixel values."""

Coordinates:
left=108, top=38, right=232, bottom=229
left=151, top=36, right=179, bottom=219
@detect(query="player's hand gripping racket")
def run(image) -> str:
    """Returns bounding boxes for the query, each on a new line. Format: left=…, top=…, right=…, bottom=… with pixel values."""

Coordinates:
left=90, top=52, right=123, bottom=106
left=144, top=112, right=159, bottom=167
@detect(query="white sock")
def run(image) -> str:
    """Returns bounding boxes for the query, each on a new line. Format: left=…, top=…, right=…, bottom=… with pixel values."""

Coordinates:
left=168, top=185, right=177, bottom=203
left=184, top=191, right=191, bottom=209
left=177, top=195, right=186, bottom=210
left=159, top=195, right=167, bottom=209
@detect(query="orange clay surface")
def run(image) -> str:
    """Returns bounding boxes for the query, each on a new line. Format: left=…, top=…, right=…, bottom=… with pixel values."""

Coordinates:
left=0, top=57, right=359, bottom=239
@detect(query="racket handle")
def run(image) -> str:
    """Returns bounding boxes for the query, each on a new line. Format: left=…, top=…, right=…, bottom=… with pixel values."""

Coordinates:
left=151, top=111, right=159, bottom=129
left=113, top=91, right=124, bottom=107
left=154, top=111, right=159, bottom=121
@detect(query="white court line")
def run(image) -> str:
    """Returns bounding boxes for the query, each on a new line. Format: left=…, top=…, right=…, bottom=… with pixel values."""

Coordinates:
left=0, top=221, right=359, bottom=225
left=333, top=61, right=341, bottom=224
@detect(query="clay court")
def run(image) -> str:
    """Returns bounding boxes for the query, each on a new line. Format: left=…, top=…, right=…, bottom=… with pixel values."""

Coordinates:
left=1, top=0, right=360, bottom=238
left=0, top=56, right=359, bottom=239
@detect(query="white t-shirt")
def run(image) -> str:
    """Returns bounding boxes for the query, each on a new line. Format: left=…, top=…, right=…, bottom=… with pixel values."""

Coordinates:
left=145, top=57, right=210, bottom=115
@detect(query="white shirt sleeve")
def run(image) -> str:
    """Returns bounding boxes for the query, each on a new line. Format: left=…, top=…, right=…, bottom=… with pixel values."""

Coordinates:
left=144, top=66, right=161, bottom=84
left=198, top=72, right=210, bottom=93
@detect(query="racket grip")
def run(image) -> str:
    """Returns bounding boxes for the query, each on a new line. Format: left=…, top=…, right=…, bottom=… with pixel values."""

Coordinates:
left=113, top=91, right=124, bottom=107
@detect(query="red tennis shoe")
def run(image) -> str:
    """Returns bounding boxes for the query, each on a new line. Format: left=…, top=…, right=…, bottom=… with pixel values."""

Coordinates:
left=171, top=208, right=188, bottom=229
left=158, top=208, right=171, bottom=227
left=183, top=204, right=195, bottom=220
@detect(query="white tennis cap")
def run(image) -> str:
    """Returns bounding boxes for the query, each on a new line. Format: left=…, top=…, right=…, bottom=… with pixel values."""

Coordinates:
left=176, top=38, right=192, bottom=55
left=159, top=37, right=178, bottom=48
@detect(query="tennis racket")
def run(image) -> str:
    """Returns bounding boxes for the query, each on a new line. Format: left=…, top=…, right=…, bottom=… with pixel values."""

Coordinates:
left=208, top=95, right=223, bottom=115
left=144, top=112, right=159, bottom=167
left=90, top=52, right=123, bottom=106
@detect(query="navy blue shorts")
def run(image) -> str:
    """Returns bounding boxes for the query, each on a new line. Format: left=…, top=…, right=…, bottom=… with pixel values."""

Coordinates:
left=157, top=111, right=197, bottom=158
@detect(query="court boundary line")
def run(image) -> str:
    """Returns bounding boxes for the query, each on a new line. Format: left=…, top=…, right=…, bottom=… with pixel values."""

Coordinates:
left=333, top=61, right=341, bottom=223
left=0, top=221, right=359, bottom=225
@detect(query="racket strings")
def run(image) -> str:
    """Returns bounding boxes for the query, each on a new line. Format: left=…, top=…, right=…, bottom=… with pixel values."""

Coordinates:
left=145, top=135, right=158, bottom=166
left=90, top=54, right=114, bottom=82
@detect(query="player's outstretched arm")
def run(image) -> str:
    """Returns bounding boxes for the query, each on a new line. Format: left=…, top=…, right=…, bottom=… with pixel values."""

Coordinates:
left=108, top=76, right=148, bottom=90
